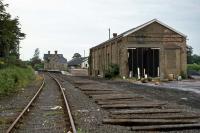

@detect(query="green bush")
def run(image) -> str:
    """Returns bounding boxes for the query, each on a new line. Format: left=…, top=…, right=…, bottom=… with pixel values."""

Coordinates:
left=180, top=71, right=187, bottom=79
left=0, top=66, right=35, bottom=95
left=187, top=64, right=200, bottom=72
left=34, top=63, right=44, bottom=70
left=0, top=58, right=6, bottom=69
left=105, top=70, right=112, bottom=79
left=104, top=64, right=119, bottom=79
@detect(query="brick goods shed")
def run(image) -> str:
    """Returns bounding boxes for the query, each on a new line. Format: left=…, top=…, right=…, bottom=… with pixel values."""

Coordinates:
left=89, top=19, right=187, bottom=79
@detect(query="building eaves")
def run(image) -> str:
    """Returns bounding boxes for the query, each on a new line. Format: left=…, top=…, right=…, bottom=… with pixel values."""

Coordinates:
left=44, top=54, right=62, bottom=60
left=123, top=19, right=187, bottom=38
left=91, top=19, right=187, bottom=50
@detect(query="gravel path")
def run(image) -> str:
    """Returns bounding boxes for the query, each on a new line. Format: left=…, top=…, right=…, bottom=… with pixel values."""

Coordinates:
left=59, top=75, right=133, bottom=133
left=14, top=74, right=69, bottom=133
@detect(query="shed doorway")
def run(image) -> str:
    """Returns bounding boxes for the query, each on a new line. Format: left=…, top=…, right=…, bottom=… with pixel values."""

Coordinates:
left=128, top=48, right=160, bottom=78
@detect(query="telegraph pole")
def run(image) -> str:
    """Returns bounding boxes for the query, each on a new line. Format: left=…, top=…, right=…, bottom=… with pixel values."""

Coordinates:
left=109, top=28, right=111, bottom=39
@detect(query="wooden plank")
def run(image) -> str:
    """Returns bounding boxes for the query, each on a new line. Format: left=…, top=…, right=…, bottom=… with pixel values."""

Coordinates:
left=102, top=118, right=198, bottom=125
left=131, top=124, right=200, bottom=131
left=92, top=94, right=143, bottom=100
left=109, top=114, right=200, bottom=119
left=96, top=97, right=145, bottom=103
left=74, top=81, right=96, bottom=84
left=97, top=100, right=166, bottom=105
left=110, top=109, right=183, bottom=114
left=80, top=88, right=114, bottom=91
left=84, top=91, right=119, bottom=95
left=101, top=103, right=165, bottom=109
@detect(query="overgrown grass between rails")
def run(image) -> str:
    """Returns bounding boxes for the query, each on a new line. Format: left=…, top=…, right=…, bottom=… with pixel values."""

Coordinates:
left=0, top=66, right=35, bottom=96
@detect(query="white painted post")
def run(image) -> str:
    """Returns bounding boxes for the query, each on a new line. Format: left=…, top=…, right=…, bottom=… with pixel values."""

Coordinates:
left=129, top=71, right=132, bottom=78
left=157, top=67, right=160, bottom=77
left=137, top=67, right=140, bottom=79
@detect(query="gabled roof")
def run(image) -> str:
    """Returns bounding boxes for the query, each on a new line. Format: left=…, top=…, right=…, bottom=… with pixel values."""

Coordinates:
left=43, top=54, right=67, bottom=64
left=91, top=19, right=186, bottom=49
left=67, top=57, right=88, bottom=66
left=123, top=19, right=187, bottom=37
left=57, top=56, right=68, bottom=64
left=44, top=54, right=62, bottom=60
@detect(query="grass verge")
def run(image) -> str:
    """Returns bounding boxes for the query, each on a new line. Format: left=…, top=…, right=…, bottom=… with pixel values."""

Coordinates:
left=0, top=66, right=35, bottom=96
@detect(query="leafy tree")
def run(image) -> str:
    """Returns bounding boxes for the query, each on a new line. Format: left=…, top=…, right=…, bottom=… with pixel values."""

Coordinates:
left=30, top=48, right=41, bottom=68
left=192, top=54, right=200, bottom=64
left=187, top=45, right=200, bottom=64
left=187, top=45, right=193, bottom=64
left=72, top=53, right=81, bottom=58
left=33, top=48, right=40, bottom=59
left=0, top=0, right=25, bottom=59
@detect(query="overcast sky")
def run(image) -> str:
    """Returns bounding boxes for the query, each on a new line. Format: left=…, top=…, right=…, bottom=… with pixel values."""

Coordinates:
left=4, top=0, right=200, bottom=61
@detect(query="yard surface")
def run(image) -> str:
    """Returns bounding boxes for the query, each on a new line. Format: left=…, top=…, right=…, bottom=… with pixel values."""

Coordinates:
left=70, top=69, right=200, bottom=111
left=1, top=70, right=200, bottom=132
left=58, top=72, right=200, bottom=132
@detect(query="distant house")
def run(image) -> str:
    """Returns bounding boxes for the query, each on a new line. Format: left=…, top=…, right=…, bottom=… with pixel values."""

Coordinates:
left=68, top=57, right=88, bottom=69
left=43, top=51, right=67, bottom=71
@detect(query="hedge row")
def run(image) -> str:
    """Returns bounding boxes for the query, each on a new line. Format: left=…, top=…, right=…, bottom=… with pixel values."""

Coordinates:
left=187, top=64, right=200, bottom=72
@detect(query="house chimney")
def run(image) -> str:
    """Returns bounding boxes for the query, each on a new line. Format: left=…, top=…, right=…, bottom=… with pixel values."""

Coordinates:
left=113, top=33, right=117, bottom=38
left=48, top=51, right=50, bottom=54
left=55, top=50, right=57, bottom=54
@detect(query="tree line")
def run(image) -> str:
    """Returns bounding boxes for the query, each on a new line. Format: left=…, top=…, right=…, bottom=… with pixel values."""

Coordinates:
left=0, top=0, right=25, bottom=59
left=187, top=45, right=200, bottom=64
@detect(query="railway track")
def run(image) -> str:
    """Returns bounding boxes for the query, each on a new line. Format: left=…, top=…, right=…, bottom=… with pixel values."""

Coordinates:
left=6, top=73, right=76, bottom=133
left=56, top=73, right=200, bottom=132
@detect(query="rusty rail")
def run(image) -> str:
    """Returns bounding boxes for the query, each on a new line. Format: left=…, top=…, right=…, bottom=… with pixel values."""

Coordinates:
left=49, top=73, right=77, bottom=133
left=6, top=75, right=45, bottom=133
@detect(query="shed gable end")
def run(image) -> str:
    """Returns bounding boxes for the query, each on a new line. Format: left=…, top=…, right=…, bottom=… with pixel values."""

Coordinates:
left=127, top=22, right=185, bottom=44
